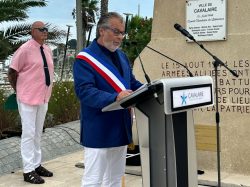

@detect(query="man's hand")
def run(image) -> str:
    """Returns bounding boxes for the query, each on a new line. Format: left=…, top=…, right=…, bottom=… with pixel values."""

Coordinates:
left=7, top=68, right=18, bottom=92
left=116, top=90, right=132, bottom=101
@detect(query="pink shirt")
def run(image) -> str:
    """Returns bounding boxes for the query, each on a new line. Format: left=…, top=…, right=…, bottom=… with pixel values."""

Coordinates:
left=10, top=38, right=54, bottom=105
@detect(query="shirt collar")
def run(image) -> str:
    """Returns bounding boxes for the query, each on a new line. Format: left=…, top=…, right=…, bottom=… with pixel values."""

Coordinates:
left=30, top=38, right=45, bottom=48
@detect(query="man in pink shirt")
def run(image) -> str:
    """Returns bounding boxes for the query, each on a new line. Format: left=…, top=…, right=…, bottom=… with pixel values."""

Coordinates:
left=8, top=21, right=54, bottom=184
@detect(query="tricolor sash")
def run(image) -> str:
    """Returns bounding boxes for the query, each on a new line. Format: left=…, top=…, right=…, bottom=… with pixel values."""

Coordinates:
left=76, top=49, right=129, bottom=93
left=76, top=49, right=135, bottom=150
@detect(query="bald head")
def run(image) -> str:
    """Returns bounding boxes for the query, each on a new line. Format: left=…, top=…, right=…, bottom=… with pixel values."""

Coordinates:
left=31, top=21, right=45, bottom=30
left=31, top=21, right=48, bottom=45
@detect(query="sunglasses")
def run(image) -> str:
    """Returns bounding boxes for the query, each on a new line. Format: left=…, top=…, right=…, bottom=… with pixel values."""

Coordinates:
left=104, top=27, right=125, bottom=36
left=34, top=27, right=48, bottom=32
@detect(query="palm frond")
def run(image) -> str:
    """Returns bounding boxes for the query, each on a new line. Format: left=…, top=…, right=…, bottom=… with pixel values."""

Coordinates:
left=22, top=0, right=47, bottom=7
left=0, top=22, right=67, bottom=61
left=3, top=23, right=32, bottom=43
left=0, top=31, right=13, bottom=62
left=0, top=0, right=47, bottom=23
left=45, top=23, right=67, bottom=44
left=88, top=0, right=99, bottom=11
left=0, top=9, right=28, bottom=22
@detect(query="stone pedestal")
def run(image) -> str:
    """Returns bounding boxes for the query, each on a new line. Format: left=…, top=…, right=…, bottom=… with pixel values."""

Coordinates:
left=133, top=0, right=250, bottom=175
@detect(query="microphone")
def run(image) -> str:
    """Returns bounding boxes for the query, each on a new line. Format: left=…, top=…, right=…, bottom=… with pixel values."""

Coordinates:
left=127, top=42, right=194, bottom=77
left=125, top=42, right=151, bottom=83
left=174, top=23, right=194, bottom=41
left=125, top=42, right=162, bottom=104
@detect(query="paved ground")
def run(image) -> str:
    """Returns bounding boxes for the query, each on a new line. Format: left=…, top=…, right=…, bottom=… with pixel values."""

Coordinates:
left=0, top=150, right=143, bottom=187
left=1, top=119, right=250, bottom=186
left=1, top=149, right=250, bottom=187
left=0, top=121, right=84, bottom=176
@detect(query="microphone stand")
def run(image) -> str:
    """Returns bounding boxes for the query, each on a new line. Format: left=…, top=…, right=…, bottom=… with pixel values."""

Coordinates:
left=136, top=43, right=194, bottom=77
left=133, top=44, right=162, bottom=105
left=190, top=38, right=238, bottom=187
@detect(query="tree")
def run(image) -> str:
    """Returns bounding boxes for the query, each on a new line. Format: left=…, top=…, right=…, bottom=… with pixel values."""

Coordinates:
left=100, top=0, right=108, bottom=17
left=68, top=39, right=77, bottom=49
left=52, top=44, right=64, bottom=57
left=72, top=0, right=99, bottom=48
left=0, top=0, right=66, bottom=62
left=122, top=15, right=153, bottom=67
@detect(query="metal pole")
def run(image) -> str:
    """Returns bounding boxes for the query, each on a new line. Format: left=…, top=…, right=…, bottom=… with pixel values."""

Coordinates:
left=76, top=0, right=83, bottom=54
left=61, top=25, right=72, bottom=80
left=138, top=4, right=140, bottom=17
left=86, top=22, right=95, bottom=47
left=122, top=16, right=129, bottom=48
left=124, top=16, right=129, bottom=34
left=214, top=63, right=221, bottom=187
left=86, top=26, right=92, bottom=47
left=123, top=13, right=133, bottom=48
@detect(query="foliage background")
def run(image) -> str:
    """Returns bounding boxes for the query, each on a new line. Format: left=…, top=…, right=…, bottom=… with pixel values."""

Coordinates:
left=122, top=15, right=153, bottom=67
left=0, top=81, right=80, bottom=136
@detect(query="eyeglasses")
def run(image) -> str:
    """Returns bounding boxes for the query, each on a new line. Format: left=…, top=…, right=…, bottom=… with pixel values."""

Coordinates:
left=104, top=27, right=125, bottom=36
left=34, top=27, right=48, bottom=32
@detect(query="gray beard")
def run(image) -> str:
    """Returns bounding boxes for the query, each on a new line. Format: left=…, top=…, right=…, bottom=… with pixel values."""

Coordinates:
left=102, top=38, right=119, bottom=52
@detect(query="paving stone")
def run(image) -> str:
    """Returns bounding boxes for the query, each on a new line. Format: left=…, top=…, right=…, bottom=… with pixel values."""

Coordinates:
left=52, top=139, right=58, bottom=143
left=13, top=154, right=21, bottom=161
left=6, top=149, right=14, bottom=154
left=1, top=150, right=8, bottom=157
left=17, top=159, right=22, bottom=166
left=56, top=143, right=62, bottom=149
left=11, top=162, right=19, bottom=170
left=10, top=143, right=16, bottom=146
left=10, top=148, right=18, bottom=153
left=0, top=144, right=7, bottom=150
left=6, top=156, right=14, bottom=163
left=0, top=121, right=83, bottom=177
left=15, top=146, right=21, bottom=151
left=0, top=160, right=3, bottom=167
left=2, top=158, right=9, bottom=165
left=0, top=153, right=4, bottom=159
left=2, top=165, right=9, bottom=173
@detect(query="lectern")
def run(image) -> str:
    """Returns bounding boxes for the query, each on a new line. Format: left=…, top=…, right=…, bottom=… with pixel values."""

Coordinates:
left=102, top=76, right=214, bottom=187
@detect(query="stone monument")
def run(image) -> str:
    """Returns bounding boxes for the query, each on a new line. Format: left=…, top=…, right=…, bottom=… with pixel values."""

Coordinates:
left=133, top=0, right=250, bottom=175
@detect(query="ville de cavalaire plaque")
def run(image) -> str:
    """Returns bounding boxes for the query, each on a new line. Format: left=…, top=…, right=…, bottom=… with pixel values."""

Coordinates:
left=186, top=0, right=227, bottom=41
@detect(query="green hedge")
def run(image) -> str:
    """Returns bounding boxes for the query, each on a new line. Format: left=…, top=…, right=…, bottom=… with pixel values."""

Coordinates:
left=0, top=81, right=80, bottom=136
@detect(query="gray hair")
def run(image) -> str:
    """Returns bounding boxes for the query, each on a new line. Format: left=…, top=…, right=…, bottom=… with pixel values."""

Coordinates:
left=96, top=12, right=124, bottom=39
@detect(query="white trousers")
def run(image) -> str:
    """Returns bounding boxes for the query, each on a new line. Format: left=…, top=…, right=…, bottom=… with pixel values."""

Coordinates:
left=82, top=146, right=127, bottom=187
left=18, top=101, right=48, bottom=173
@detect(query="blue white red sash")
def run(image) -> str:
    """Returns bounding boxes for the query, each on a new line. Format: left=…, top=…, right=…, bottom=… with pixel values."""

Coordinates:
left=77, top=49, right=133, bottom=124
left=76, top=49, right=128, bottom=93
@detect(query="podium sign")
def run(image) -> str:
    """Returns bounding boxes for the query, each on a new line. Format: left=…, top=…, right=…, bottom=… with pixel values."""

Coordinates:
left=171, top=84, right=213, bottom=112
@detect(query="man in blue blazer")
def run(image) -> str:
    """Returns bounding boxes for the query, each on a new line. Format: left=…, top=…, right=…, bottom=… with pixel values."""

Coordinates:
left=73, top=12, right=142, bottom=187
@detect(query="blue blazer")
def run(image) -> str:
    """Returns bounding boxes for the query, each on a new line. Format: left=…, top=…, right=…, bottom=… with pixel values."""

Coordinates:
left=73, top=40, right=142, bottom=148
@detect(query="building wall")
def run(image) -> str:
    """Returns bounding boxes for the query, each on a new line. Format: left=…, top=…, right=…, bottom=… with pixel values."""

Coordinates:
left=133, top=0, right=250, bottom=175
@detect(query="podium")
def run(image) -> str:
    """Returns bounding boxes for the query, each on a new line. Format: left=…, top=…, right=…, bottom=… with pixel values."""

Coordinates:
left=102, top=76, right=214, bottom=187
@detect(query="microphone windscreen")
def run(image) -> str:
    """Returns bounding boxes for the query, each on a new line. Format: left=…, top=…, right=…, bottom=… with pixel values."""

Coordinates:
left=174, top=23, right=181, bottom=30
left=125, top=42, right=131, bottom=46
left=131, top=42, right=138, bottom=45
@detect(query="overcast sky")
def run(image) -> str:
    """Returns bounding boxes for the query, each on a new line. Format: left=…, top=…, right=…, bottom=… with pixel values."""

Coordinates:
left=21, top=0, right=155, bottom=42
left=2, top=0, right=154, bottom=65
